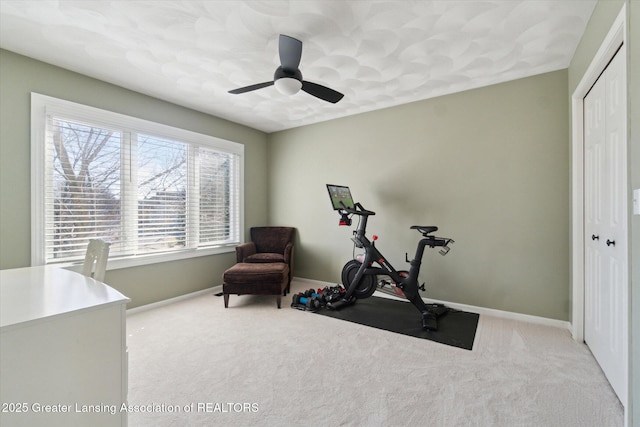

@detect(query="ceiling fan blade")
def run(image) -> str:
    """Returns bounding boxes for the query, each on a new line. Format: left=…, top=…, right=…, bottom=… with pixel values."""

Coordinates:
left=279, top=34, right=302, bottom=71
left=301, top=81, right=344, bottom=103
left=228, top=81, right=274, bottom=94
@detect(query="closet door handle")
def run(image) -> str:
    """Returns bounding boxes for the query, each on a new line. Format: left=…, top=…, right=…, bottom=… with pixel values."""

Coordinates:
left=592, top=235, right=599, bottom=241
left=606, top=239, right=615, bottom=247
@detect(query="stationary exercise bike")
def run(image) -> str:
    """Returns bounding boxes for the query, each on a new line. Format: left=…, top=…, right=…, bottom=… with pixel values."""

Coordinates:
left=326, top=185, right=454, bottom=331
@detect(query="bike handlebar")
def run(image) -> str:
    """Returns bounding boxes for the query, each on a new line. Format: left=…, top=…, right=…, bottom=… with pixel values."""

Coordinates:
left=338, top=200, right=453, bottom=256
left=340, top=201, right=376, bottom=216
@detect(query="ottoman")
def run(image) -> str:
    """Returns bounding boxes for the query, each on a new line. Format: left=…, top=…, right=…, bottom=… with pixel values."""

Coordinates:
left=223, top=262, right=289, bottom=308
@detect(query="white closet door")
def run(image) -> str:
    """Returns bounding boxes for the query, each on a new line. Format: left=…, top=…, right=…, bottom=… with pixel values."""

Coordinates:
left=583, top=47, right=627, bottom=406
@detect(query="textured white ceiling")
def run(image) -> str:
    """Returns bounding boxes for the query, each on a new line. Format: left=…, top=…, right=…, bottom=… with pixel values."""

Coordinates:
left=0, top=0, right=596, bottom=133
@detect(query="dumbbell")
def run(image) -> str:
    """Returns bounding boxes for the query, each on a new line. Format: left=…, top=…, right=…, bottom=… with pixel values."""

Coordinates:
left=299, top=295, right=321, bottom=309
left=292, top=290, right=320, bottom=305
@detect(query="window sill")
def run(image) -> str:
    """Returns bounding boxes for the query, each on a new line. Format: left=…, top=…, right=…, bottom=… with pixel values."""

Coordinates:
left=51, top=245, right=236, bottom=273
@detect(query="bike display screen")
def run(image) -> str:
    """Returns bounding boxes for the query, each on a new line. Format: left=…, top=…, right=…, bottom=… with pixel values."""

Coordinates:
left=326, top=184, right=355, bottom=210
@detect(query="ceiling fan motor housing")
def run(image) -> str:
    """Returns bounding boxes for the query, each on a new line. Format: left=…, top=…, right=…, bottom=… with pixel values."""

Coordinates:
left=274, top=66, right=302, bottom=82
left=274, top=66, right=303, bottom=95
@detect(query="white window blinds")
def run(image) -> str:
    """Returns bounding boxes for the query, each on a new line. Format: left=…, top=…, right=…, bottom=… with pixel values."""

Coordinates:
left=135, top=134, right=188, bottom=254
left=47, top=118, right=123, bottom=261
left=32, top=94, right=243, bottom=266
left=198, top=147, right=240, bottom=246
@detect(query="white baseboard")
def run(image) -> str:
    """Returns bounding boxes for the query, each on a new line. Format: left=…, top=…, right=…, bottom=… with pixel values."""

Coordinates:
left=126, top=285, right=222, bottom=316
left=293, top=276, right=571, bottom=330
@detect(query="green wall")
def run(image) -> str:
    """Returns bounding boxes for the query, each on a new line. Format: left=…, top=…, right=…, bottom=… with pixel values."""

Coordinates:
left=0, top=49, right=269, bottom=307
left=268, top=70, right=570, bottom=321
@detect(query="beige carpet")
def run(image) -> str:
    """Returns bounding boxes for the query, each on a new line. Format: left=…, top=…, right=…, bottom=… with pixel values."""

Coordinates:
left=126, top=279, right=623, bottom=426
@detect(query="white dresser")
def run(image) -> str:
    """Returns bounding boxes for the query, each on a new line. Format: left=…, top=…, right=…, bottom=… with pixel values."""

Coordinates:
left=0, top=266, right=130, bottom=426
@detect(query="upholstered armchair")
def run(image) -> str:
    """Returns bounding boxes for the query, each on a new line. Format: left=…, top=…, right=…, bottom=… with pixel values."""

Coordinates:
left=235, top=226, right=295, bottom=293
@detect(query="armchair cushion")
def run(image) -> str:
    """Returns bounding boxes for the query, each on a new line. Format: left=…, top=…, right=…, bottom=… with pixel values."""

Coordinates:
left=245, top=252, right=286, bottom=263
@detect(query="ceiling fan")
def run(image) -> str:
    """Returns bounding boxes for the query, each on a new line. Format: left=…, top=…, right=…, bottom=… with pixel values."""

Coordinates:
left=228, top=34, right=344, bottom=104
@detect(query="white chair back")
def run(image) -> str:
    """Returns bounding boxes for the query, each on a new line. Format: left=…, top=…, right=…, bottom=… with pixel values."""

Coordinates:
left=81, top=239, right=110, bottom=282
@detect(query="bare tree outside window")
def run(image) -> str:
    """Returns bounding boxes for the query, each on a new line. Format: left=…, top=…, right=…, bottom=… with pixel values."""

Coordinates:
left=52, top=119, right=121, bottom=259
left=51, top=122, right=193, bottom=259
left=35, top=94, right=243, bottom=266
left=137, top=134, right=187, bottom=252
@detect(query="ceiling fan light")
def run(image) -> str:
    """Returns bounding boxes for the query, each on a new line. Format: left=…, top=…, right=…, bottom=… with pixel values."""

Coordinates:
left=275, top=77, right=302, bottom=95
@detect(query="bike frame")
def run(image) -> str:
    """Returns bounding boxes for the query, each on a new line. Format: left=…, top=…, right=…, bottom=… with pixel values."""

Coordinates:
left=340, top=202, right=452, bottom=316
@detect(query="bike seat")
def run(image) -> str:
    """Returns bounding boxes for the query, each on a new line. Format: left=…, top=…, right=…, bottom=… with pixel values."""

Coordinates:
left=410, top=225, right=438, bottom=235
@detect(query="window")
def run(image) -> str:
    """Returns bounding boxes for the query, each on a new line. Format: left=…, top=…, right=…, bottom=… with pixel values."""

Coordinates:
left=31, top=93, right=244, bottom=268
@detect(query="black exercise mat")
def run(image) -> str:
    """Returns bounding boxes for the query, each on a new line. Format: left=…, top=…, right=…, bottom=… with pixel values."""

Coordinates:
left=316, top=296, right=479, bottom=350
